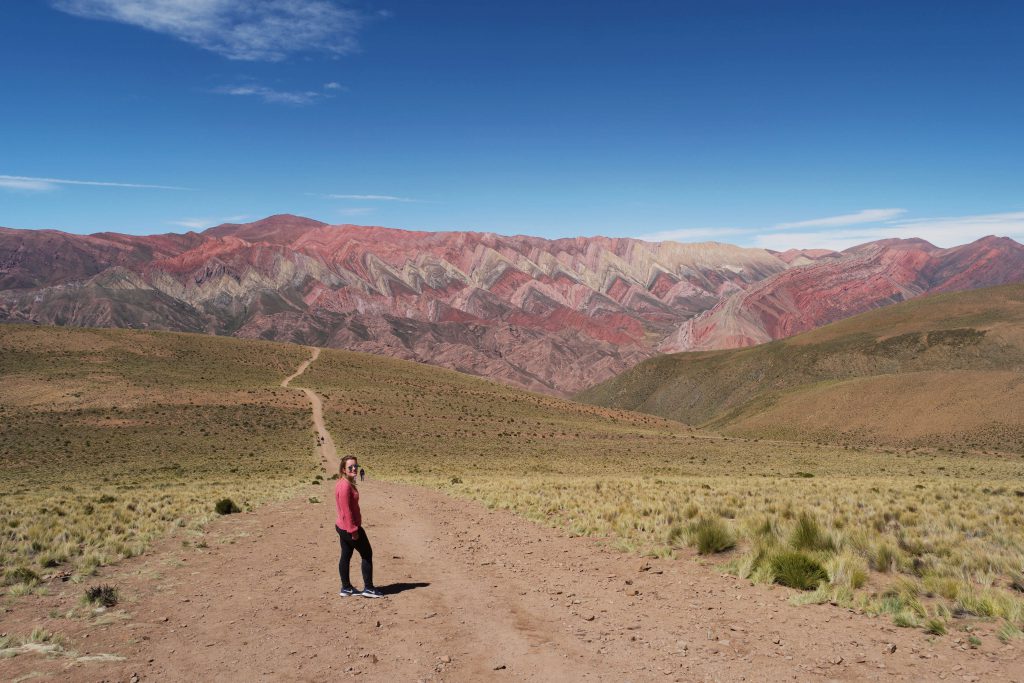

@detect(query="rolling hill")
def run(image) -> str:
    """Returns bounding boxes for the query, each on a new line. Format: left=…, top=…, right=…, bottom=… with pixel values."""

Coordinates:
left=579, top=283, right=1024, bottom=451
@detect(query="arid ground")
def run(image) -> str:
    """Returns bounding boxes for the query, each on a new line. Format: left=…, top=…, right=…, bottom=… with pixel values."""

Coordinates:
left=2, top=338, right=1022, bottom=681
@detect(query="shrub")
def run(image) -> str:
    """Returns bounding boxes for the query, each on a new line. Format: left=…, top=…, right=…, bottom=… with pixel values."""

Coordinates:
left=214, top=498, right=241, bottom=515
left=827, top=551, right=868, bottom=589
left=869, top=542, right=898, bottom=572
left=3, top=566, right=40, bottom=587
left=893, top=611, right=921, bottom=628
left=689, top=518, right=735, bottom=555
left=770, top=550, right=827, bottom=590
left=924, top=618, right=947, bottom=635
left=996, top=612, right=1024, bottom=640
left=450, top=476, right=463, bottom=484
left=84, top=584, right=118, bottom=607
left=789, top=512, right=834, bottom=552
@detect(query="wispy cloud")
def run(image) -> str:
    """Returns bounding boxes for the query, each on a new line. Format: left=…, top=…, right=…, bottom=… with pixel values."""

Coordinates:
left=169, top=214, right=250, bottom=229
left=326, top=194, right=420, bottom=202
left=773, top=208, right=907, bottom=230
left=214, top=84, right=320, bottom=105
left=338, top=207, right=374, bottom=217
left=752, top=210, right=1024, bottom=251
left=213, top=80, right=345, bottom=105
left=638, top=208, right=1024, bottom=251
left=0, top=174, right=190, bottom=192
left=52, top=0, right=364, bottom=62
left=637, top=226, right=750, bottom=243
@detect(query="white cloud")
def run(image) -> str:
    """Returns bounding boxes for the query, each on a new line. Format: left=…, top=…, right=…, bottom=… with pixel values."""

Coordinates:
left=0, top=177, right=56, bottom=191
left=338, top=207, right=373, bottom=216
left=773, top=208, right=907, bottom=230
left=323, top=81, right=344, bottom=90
left=214, top=84, right=320, bottom=105
left=326, top=193, right=419, bottom=202
left=169, top=214, right=250, bottom=229
left=637, top=226, right=750, bottom=243
left=0, top=174, right=189, bottom=192
left=752, top=211, right=1024, bottom=251
left=52, top=0, right=363, bottom=62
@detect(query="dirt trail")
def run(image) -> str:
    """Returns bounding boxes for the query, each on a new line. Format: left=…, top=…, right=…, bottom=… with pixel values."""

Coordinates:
left=282, top=346, right=339, bottom=473
left=3, top=354, right=1023, bottom=681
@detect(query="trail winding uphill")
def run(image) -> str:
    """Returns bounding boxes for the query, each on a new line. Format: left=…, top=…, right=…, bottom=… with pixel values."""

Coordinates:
left=2, top=354, right=1022, bottom=681
left=282, top=346, right=339, bottom=473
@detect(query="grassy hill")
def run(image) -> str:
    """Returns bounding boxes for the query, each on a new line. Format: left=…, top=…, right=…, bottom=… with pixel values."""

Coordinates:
left=577, top=283, right=1024, bottom=452
left=4, top=322, right=1024, bottom=637
left=0, top=324, right=315, bottom=583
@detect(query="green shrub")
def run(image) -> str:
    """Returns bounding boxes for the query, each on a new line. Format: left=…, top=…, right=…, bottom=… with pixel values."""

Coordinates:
left=789, top=512, right=834, bottom=552
left=869, top=542, right=898, bottom=572
left=770, top=550, right=827, bottom=590
left=924, top=618, right=946, bottom=635
left=214, top=498, right=241, bottom=515
left=3, top=566, right=40, bottom=587
left=689, top=517, right=735, bottom=555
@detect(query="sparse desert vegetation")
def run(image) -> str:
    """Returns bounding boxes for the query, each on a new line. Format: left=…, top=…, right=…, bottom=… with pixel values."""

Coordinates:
left=3, top=321, right=1023, bottom=642
left=0, top=324, right=316, bottom=588
left=302, top=343, right=1024, bottom=637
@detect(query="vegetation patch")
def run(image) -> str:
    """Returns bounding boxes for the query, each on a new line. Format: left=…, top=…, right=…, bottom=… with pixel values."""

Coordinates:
left=83, top=584, right=119, bottom=608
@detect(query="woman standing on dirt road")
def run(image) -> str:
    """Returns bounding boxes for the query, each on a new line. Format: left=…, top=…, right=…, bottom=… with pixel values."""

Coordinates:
left=335, top=455, right=384, bottom=598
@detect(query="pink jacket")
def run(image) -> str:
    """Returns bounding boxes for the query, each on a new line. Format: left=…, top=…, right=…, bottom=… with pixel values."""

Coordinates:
left=335, top=478, right=361, bottom=533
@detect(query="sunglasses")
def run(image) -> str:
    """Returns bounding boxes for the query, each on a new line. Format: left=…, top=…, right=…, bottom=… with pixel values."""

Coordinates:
left=345, top=465, right=358, bottom=471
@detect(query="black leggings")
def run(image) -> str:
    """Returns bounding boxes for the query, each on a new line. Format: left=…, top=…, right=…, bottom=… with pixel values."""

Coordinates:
left=336, top=525, right=373, bottom=590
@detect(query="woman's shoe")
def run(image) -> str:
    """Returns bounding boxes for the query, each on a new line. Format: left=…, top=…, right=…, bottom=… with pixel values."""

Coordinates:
left=361, top=587, right=384, bottom=598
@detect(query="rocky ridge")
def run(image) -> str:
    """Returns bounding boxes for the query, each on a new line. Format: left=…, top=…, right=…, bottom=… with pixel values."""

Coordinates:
left=2, top=215, right=1022, bottom=394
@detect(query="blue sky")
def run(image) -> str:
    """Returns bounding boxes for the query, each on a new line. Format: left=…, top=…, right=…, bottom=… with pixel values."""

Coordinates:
left=1, top=0, right=1022, bottom=250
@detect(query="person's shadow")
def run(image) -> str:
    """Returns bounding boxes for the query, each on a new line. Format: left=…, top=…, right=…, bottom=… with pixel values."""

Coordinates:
left=378, top=582, right=430, bottom=595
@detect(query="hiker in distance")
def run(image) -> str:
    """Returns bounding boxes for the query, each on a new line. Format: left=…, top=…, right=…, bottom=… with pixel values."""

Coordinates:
left=335, top=455, right=384, bottom=598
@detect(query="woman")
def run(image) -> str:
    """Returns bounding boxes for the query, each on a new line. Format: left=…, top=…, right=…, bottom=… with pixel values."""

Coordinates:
left=335, top=455, right=384, bottom=598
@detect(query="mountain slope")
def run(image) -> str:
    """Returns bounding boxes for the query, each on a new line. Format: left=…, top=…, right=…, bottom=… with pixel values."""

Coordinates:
left=0, top=216, right=786, bottom=395
left=579, top=283, right=1024, bottom=451
left=661, top=236, right=1024, bottom=352
left=2, top=215, right=1023, bottom=395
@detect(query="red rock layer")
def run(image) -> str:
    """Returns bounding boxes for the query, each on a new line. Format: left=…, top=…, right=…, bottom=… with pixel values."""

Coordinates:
left=0, top=216, right=784, bottom=395
left=662, top=237, right=1024, bottom=352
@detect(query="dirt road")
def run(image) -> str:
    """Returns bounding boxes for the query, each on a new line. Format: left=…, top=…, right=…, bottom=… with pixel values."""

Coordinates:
left=3, top=351, right=1022, bottom=681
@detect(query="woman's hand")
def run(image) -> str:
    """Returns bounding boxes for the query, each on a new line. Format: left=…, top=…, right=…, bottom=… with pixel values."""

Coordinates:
left=351, top=529, right=360, bottom=541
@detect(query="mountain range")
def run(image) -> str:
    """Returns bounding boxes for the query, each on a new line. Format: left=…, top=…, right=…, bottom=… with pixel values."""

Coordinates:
left=2, top=214, right=1022, bottom=395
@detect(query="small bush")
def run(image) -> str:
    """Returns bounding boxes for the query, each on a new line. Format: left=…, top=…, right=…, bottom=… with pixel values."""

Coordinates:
left=84, top=584, right=118, bottom=607
left=214, top=498, right=241, bottom=515
left=827, top=552, right=868, bottom=590
left=789, top=512, right=834, bottom=552
left=924, top=618, right=947, bottom=635
left=869, top=542, right=898, bottom=572
left=3, top=567, right=40, bottom=587
left=308, top=497, right=320, bottom=504
left=689, top=518, right=735, bottom=555
left=893, top=611, right=921, bottom=628
left=450, top=476, right=462, bottom=484
left=770, top=551, right=828, bottom=590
